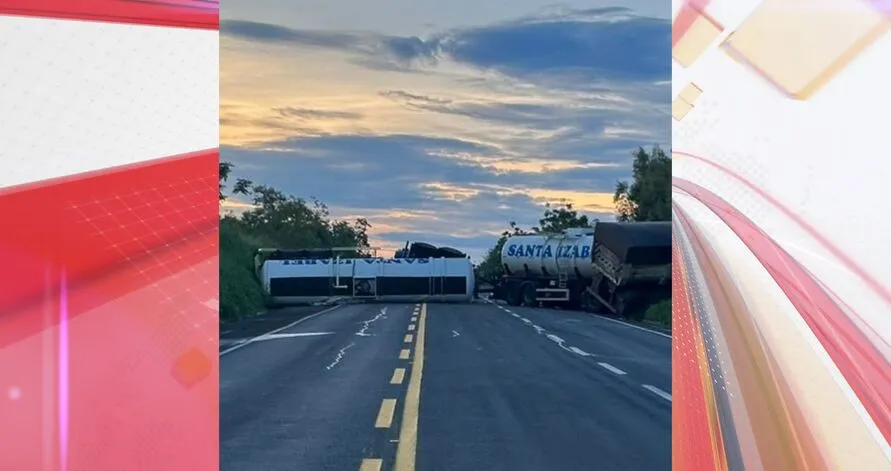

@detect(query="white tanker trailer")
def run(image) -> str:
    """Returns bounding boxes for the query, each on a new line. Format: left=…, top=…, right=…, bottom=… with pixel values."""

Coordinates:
left=492, top=222, right=671, bottom=320
left=256, top=247, right=476, bottom=306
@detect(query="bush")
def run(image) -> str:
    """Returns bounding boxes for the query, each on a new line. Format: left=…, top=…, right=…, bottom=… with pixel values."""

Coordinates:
left=644, top=299, right=671, bottom=328
left=219, top=217, right=267, bottom=323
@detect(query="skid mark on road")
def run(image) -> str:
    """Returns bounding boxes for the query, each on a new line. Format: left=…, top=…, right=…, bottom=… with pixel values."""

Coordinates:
left=356, top=307, right=388, bottom=337
left=326, top=342, right=355, bottom=370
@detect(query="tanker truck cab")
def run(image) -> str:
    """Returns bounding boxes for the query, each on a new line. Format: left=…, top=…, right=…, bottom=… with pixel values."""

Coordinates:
left=496, top=226, right=597, bottom=308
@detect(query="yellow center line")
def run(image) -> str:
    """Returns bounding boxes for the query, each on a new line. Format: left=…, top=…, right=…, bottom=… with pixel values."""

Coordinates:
left=391, top=368, right=406, bottom=385
left=408, top=324, right=416, bottom=331
left=404, top=334, right=413, bottom=343
left=394, top=302, right=427, bottom=471
left=399, top=349, right=411, bottom=360
left=375, top=398, right=397, bottom=428
left=359, top=458, right=382, bottom=471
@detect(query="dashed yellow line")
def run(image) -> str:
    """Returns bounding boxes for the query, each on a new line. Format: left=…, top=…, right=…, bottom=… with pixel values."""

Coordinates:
left=399, top=349, right=411, bottom=360
left=375, top=399, right=397, bottom=428
left=359, top=458, right=382, bottom=471
left=404, top=334, right=413, bottom=343
left=394, top=303, right=427, bottom=471
left=408, top=324, right=416, bottom=331
left=391, top=368, right=406, bottom=385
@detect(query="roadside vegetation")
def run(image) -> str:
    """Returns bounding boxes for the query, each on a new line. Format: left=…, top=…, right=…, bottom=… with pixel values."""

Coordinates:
left=476, top=146, right=672, bottom=328
left=218, top=163, right=371, bottom=322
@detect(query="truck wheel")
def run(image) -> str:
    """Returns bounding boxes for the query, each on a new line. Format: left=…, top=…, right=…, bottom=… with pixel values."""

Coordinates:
left=521, top=282, right=536, bottom=306
left=505, top=284, right=522, bottom=306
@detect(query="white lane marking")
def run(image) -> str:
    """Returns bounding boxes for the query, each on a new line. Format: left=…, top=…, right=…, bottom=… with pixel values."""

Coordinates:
left=594, top=315, right=672, bottom=339
left=220, top=304, right=343, bottom=356
left=493, top=303, right=597, bottom=358
left=356, top=307, right=388, bottom=337
left=258, top=332, right=335, bottom=340
left=326, top=342, right=355, bottom=370
left=598, top=362, right=627, bottom=375
left=642, top=384, right=672, bottom=402
left=452, top=330, right=460, bottom=337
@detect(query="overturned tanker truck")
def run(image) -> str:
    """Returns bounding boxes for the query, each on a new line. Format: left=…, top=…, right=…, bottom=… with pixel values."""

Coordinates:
left=492, top=221, right=671, bottom=320
left=256, top=242, right=475, bottom=306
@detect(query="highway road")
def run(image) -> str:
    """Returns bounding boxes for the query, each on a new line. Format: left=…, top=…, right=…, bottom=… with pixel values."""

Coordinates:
left=220, top=301, right=672, bottom=471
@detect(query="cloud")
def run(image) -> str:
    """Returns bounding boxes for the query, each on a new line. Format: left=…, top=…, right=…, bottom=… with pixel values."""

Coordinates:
left=220, top=6, right=669, bottom=259
left=221, top=7, right=670, bottom=86
left=441, top=8, right=670, bottom=85
left=274, top=107, right=363, bottom=120
left=221, top=20, right=362, bottom=49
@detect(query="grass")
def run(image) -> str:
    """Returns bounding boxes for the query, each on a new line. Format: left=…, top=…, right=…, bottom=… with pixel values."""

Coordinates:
left=643, top=299, right=671, bottom=329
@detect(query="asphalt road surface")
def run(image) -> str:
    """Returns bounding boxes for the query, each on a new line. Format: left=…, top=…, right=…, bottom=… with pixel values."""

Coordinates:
left=220, top=301, right=672, bottom=471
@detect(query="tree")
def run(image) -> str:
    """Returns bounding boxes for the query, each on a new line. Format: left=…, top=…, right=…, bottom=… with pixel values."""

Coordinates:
left=220, top=162, right=234, bottom=200
left=232, top=181, right=371, bottom=254
left=535, top=202, right=592, bottom=233
left=614, top=146, right=671, bottom=222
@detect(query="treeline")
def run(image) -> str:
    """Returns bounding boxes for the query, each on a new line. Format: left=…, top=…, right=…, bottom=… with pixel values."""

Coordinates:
left=476, top=145, right=672, bottom=326
left=219, top=163, right=372, bottom=322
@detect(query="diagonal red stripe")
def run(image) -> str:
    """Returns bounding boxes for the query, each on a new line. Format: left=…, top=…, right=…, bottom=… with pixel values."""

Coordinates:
left=0, top=0, right=218, bottom=30
left=673, top=177, right=891, bottom=444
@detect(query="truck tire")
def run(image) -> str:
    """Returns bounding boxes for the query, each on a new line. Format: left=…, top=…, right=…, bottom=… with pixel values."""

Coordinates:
left=521, top=282, right=536, bottom=306
left=505, top=282, right=522, bottom=306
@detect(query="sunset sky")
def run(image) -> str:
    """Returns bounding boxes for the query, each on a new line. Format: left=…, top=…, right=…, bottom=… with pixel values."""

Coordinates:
left=220, top=0, right=671, bottom=259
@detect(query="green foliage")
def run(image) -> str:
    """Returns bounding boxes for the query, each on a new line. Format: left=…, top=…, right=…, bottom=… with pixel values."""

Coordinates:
left=218, top=162, right=371, bottom=322
left=219, top=216, right=269, bottom=321
left=644, top=299, right=671, bottom=328
left=219, top=162, right=233, bottom=201
left=614, top=145, right=671, bottom=222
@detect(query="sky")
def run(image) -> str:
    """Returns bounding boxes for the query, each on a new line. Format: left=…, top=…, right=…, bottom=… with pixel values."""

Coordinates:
left=220, top=0, right=671, bottom=260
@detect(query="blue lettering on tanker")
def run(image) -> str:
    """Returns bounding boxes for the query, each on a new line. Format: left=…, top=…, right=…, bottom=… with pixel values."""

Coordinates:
left=283, top=258, right=431, bottom=265
left=505, top=244, right=590, bottom=259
